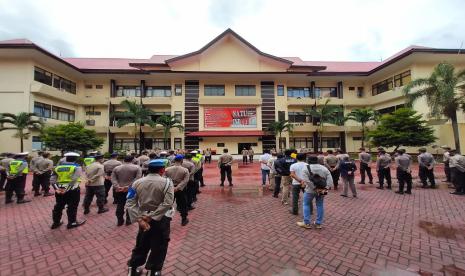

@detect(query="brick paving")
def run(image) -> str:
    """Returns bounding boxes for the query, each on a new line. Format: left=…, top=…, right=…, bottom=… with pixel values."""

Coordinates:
left=1, top=161, right=465, bottom=275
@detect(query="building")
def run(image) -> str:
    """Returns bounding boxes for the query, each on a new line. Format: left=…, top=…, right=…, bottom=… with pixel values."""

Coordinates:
left=1, top=29, right=464, bottom=155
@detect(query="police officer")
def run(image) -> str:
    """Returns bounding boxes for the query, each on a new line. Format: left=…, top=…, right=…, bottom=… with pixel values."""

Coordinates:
left=5, top=152, right=31, bottom=204
left=142, top=153, right=158, bottom=176
left=218, top=148, right=233, bottom=187
left=165, top=154, right=190, bottom=226
left=126, top=159, right=174, bottom=276
left=137, top=151, right=150, bottom=167
left=0, top=153, right=14, bottom=191
left=358, top=148, right=373, bottom=184
left=50, top=152, right=86, bottom=229
left=182, top=154, right=196, bottom=210
left=395, top=149, right=413, bottom=195
left=324, top=150, right=340, bottom=190
left=83, top=151, right=97, bottom=167
left=36, top=152, right=54, bottom=196
left=376, top=149, right=392, bottom=190
left=30, top=151, right=44, bottom=196
left=195, top=150, right=205, bottom=188
left=418, top=148, right=436, bottom=188
left=273, top=149, right=296, bottom=203
left=103, top=152, right=122, bottom=204
left=83, top=154, right=109, bottom=215
left=112, top=155, right=142, bottom=226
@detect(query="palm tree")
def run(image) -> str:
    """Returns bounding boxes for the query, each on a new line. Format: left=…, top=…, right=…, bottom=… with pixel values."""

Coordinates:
left=403, top=63, right=465, bottom=153
left=267, top=120, right=294, bottom=151
left=0, top=112, right=43, bottom=152
left=155, top=115, right=184, bottom=149
left=304, top=99, right=344, bottom=151
left=346, top=108, right=378, bottom=147
left=112, top=100, right=155, bottom=153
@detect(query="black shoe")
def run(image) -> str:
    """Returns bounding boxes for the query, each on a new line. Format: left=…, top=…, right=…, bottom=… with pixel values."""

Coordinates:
left=83, top=209, right=90, bottom=215
left=196, top=191, right=202, bottom=194
left=376, top=187, right=384, bottom=190
left=98, top=207, right=109, bottom=214
left=289, top=210, right=298, bottom=215
left=128, top=267, right=142, bottom=276
left=229, top=183, right=233, bottom=187
left=450, top=192, right=464, bottom=195
left=421, top=185, right=428, bottom=189
left=117, top=219, right=124, bottom=226
left=200, top=184, right=206, bottom=187
left=358, top=182, right=365, bottom=184
left=430, top=186, right=437, bottom=189
left=395, top=191, right=404, bottom=195
left=125, top=219, right=132, bottom=226
left=188, top=206, right=196, bottom=210
left=5, top=200, right=13, bottom=204
left=43, top=192, right=54, bottom=197
left=405, top=191, right=412, bottom=194
left=146, top=270, right=161, bottom=276
left=181, top=218, right=189, bottom=226
left=220, top=183, right=224, bottom=187
left=369, top=182, right=373, bottom=184
left=386, top=186, right=392, bottom=190
left=51, top=222, right=63, bottom=229
left=17, top=199, right=31, bottom=204
left=67, top=220, right=86, bottom=229
left=272, top=195, right=278, bottom=198
left=340, top=194, right=348, bottom=197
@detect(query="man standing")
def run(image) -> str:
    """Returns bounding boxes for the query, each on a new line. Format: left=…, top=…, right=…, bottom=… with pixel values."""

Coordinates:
left=418, top=148, right=436, bottom=189
left=165, top=155, right=190, bottom=226
left=30, top=151, right=44, bottom=196
left=316, top=152, right=325, bottom=166
left=137, top=151, right=150, bottom=167
left=204, top=148, right=212, bottom=164
left=273, top=149, right=296, bottom=204
left=290, top=153, right=308, bottom=215
left=449, top=150, right=465, bottom=195
left=324, top=150, right=340, bottom=190
left=83, top=154, right=109, bottom=215
left=126, top=159, right=174, bottom=276
left=259, top=149, right=272, bottom=187
left=112, top=155, right=142, bottom=226
left=241, top=148, right=248, bottom=165
left=103, top=153, right=122, bottom=204
left=50, top=152, right=86, bottom=229
left=267, top=152, right=278, bottom=191
left=248, top=148, right=254, bottom=163
left=182, top=154, right=196, bottom=210
left=36, top=152, right=54, bottom=196
left=358, top=148, right=373, bottom=184
left=442, top=146, right=452, bottom=182
left=376, top=149, right=392, bottom=190
left=0, top=153, right=14, bottom=191
left=218, top=148, right=233, bottom=187
left=339, top=156, right=357, bottom=198
left=272, top=153, right=284, bottom=197
left=83, top=151, right=97, bottom=167
left=395, top=149, right=413, bottom=195
left=5, top=152, right=31, bottom=204
left=142, top=153, right=158, bottom=176
left=296, top=156, right=333, bottom=229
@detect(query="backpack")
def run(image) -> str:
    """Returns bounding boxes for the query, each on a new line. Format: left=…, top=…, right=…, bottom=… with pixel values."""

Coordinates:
left=306, top=165, right=327, bottom=189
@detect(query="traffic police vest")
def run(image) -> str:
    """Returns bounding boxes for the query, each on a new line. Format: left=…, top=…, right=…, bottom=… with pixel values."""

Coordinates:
left=192, top=154, right=202, bottom=163
left=83, top=157, right=95, bottom=166
left=55, top=164, right=81, bottom=187
left=9, top=160, right=28, bottom=175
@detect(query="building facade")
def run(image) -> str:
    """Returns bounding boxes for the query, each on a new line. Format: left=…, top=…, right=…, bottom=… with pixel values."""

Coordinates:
left=1, top=29, right=465, bottom=154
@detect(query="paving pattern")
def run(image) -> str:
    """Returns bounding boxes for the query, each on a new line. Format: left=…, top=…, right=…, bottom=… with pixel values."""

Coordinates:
left=1, top=160, right=465, bottom=276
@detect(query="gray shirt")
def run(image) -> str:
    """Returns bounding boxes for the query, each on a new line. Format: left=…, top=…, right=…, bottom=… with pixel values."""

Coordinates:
left=377, top=154, right=391, bottom=169
left=359, top=152, right=371, bottom=164
left=111, top=162, right=142, bottom=189
left=30, top=156, right=43, bottom=173
left=418, top=152, right=435, bottom=168
left=395, top=154, right=412, bottom=172
left=303, top=164, right=333, bottom=193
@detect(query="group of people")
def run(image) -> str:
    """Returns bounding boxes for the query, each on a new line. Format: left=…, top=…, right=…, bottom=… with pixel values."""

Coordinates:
left=241, top=148, right=255, bottom=164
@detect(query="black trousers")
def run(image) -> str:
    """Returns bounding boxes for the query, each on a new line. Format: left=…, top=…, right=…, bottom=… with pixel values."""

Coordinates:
left=186, top=180, right=196, bottom=207
left=174, top=189, right=188, bottom=219
left=5, top=175, right=26, bottom=202
left=419, top=167, right=436, bottom=188
left=242, top=156, right=248, bottom=164
left=52, top=189, right=80, bottom=225
left=114, top=191, right=130, bottom=222
left=128, top=216, right=171, bottom=271
left=104, top=178, right=113, bottom=203
left=360, top=163, right=373, bottom=183
left=378, top=167, right=392, bottom=188
left=445, top=161, right=451, bottom=182
left=273, top=176, right=282, bottom=197
left=249, top=155, right=253, bottom=163
left=205, top=156, right=212, bottom=163
left=32, top=173, right=41, bottom=193
left=453, top=170, right=465, bottom=193
left=291, top=185, right=303, bottom=214
left=83, top=185, right=106, bottom=210
left=38, top=173, right=51, bottom=193
left=0, top=170, right=6, bottom=190
left=397, top=169, right=412, bottom=193
left=220, top=165, right=232, bottom=185
left=196, top=168, right=204, bottom=187
left=330, top=168, right=340, bottom=189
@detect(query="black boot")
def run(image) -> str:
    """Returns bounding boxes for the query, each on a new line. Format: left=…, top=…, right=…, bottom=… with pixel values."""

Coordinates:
left=128, top=267, right=142, bottom=276
left=98, top=207, right=109, bottom=214
left=67, top=220, right=86, bottom=229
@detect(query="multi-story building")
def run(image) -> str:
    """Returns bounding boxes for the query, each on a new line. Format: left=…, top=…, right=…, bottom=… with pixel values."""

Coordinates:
left=1, top=29, right=464, bottom=154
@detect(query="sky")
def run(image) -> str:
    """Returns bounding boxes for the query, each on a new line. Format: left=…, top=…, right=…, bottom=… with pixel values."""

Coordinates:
left=0, top=0, right=464, bottom=61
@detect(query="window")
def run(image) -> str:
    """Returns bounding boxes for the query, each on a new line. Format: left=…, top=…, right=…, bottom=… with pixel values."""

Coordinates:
left=349, top=87, right=355, bottom=90
left=96, top=85, right=103, bottom=89
left=290, top=138, right=313, bottom=149
left=85, top=84, right=93, bottom=89
left=204, top=85, right=225, bottom=96
left=34, top=67, right=52, bottom=86
left=288, top=112, right=311, bottom=123
left=86, top=111, right=101, bottom=116
left=52, top=106, right=75, bottom=122
left=372, top=78, right=394, bottom=95
left=113, top=139, right=137, bottom=151
left=32, top=136, right=44, bottom=150
left=116, top=86, right=141, bottom=97
left=322, top=137, right=340, bottom=148
left=357, top=87, right=364, bottom=97
left=377, top=104, right=405, bottom=115
left=278, top=111, right=286, bottom=121
left=146, top=86, right=172, bottom=97
left=33, top=102, right=51, bottom=118
left=175, top=84, right=182, bottom=96
left=217, top=143, right=225, bottom=147
left=34, top=67, right=76, bottom=94
left=394, top=70, right=411, bottom=87
left=287, top=87, right=310, bottom=98
left=353, top=137, right=362, bottom=141
left=174, top=138, right=182, bottom=149
left=235, top=85, right=256, bottom=96
left=152, top=138, right=166, bottom=149
left=151, top=112, right=171, bottom=122
left=314, top=87, right=337, bottom=98
left=277, top=85, right=284, bottom=96
left=174, top=111, right=182, bottom=122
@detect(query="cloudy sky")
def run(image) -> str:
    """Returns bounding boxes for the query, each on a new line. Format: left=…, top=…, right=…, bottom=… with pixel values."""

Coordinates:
left=0, top=0, right=464, bottom=61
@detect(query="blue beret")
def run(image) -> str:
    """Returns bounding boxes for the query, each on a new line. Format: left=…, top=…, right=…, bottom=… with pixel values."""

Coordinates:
left=111, top=152, right=119, bottom=157
left=174, top=154, right=184, bottom=160
left=148, top=159, right=167, bottom=168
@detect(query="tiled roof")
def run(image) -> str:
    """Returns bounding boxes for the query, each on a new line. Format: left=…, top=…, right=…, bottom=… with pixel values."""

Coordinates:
left=0, top=38, right=34, bottom=44
left=187, top=130, right=265, bottom=137
left=63, top=58, right=148, bottom=70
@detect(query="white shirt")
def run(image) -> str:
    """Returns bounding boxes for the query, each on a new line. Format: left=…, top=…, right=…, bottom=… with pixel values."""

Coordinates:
left=260, top=153, right=271, bottom=170
left=290, top=161, right=308, bottom=186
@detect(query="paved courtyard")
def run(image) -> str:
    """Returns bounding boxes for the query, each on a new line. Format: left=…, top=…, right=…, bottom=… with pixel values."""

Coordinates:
left=1, top=161, right=465, bottom=276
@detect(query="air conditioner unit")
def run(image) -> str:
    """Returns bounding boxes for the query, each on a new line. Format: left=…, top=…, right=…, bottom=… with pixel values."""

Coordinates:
left=86, top=119, right=95, bottom=126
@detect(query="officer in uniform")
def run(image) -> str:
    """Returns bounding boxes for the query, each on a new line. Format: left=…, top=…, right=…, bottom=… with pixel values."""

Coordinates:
left=142, top=153, right=158, bottom=176
left=137, top=151, right=150, bottom=167
left=376, top=149, right=392, bottom=189
left=83, top=151, right=97, bottom=167
left=195, top=150, right=205, bottom=188
left=112, top=155, right=142, bottom=226
left=36, top=152, right=54, bottom=196
left=165, top=154, right=190, bottom=226
left=30, top=151, right=44, bottom=196
left=324, top=150, right=340, bottom=190
left=83, top=154, right=109, bottom=215
left=273, top=150, right=295, bottom=202
left=50, top=152, right=86, bottom=229
left=5, top=152, right=31, bottom=204
left=395, top=149, right=413, bottom=194
left=358, top=148, right=373, bottom=184
left=126, top=159, right=174, bottom=276
left=418, top=148, right=436, bottom=188
left=0, top=153, right=15, bottom=191
left=103, top=152, right=122, bottom=204
left=182, top=154, right=196, bottom=210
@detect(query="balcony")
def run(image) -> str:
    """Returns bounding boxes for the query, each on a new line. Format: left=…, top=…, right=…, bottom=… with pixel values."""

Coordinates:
left=85, top=125, right=108, bottom=133
left=286, top=97, right=314, bottom=107
left=199, top=97, right=262, bottom=105
left=30, top=81, right=79, bottom=104
left=80, top=95, right=109, bottom=106
left=370, top=87, right=404, bottom=105
left=142, top=97, right=172, bottom=106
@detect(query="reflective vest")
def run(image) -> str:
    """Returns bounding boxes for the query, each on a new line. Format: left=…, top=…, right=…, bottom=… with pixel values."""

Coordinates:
left=83, top=157, right=95, bottom=166
left=9, top=160, right=28, bottom=175
left=55, top=164, right=81, bottom=186
left=192, top=154, right=202, bottom=163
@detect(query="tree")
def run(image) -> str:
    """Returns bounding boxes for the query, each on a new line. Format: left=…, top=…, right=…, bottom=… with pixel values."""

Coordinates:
left=403, top=62, right=465, bottom=153
left=267, top=120, right=294, bottom=151
left=304, top=99, right=344, bottom=151
left=155, top=115, right=184, bottom=149
left=112, top=100, right=155, bottom=153
left=40, top=122, right=104, bottom=155
left=0, top=112, right=43, bottom=152
left=368, top=108, right=435, bottom=152
left=346, top=108, right=378, bottom=147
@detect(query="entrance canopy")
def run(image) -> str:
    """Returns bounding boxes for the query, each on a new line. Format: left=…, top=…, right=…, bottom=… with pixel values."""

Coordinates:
left=186, top=130, right=265, bottom=137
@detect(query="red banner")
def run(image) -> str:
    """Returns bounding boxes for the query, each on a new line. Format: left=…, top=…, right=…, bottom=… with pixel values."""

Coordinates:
left=204, top=107, right=257, bottom=128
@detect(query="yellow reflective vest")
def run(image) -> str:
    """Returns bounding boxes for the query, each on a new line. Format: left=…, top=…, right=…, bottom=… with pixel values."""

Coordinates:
left=55, top=164, right=81, bottom=187
left=9, top=160, right=28, bottom=175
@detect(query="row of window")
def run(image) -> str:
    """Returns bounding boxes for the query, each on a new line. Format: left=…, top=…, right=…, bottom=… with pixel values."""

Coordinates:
left=111, top=111, right=182, bottom=126
left=34, top=67, right=76, bottom=94
left=289, top=137, right=341, bottom=149
left=33, top=102, right=75, bottom=122
left=113, top=138, right=182, bottom=151
left=372, top=70, right=411, bottom=95
left=115, top=85, right=182, bottom=97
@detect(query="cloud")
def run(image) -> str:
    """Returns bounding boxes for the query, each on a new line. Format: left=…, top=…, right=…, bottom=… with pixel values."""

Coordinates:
left=207, top=0, right=264, bottom=27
